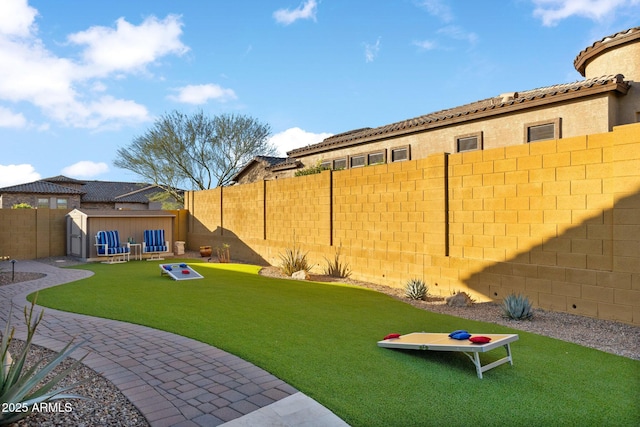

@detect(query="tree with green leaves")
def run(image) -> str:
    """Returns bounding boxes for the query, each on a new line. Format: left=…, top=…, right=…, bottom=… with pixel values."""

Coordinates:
left=114, top=111, right=275, bottom=204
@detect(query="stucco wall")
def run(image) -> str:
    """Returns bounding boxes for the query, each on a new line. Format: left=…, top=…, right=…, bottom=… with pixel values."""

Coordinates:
left=286, top=93, right=617, bottom=179
left=186, top=123, right=640, bottom=325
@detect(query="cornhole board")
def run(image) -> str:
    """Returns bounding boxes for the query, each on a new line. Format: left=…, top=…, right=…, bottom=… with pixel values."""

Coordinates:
left=159, top=263, right=204, bottom=281
left=377, top=332, right=519, bottom=379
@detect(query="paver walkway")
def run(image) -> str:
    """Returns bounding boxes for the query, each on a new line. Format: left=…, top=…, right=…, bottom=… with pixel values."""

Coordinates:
left=0, top=260, right=349, bottom=427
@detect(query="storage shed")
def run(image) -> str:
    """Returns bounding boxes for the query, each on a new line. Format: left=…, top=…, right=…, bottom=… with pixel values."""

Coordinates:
left=66, top=209, right=176, bottom=261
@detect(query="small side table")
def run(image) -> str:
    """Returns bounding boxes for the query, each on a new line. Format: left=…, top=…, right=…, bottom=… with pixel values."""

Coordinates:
left=128, top=243, right=142, bottom=261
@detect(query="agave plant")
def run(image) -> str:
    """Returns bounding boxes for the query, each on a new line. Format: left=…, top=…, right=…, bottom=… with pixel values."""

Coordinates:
left=1, top=295, right=87, bottom=425
left=404, top=278, right=428, bottom=301
left=501, top=293, right=534, bottom=320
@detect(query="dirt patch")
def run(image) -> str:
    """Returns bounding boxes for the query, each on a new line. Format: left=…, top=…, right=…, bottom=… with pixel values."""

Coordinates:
left=0, top=272, right=45, bottom=286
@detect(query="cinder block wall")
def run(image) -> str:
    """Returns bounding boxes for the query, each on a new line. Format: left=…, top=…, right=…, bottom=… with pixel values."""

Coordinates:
left=0, top=209, right=68, bottom=259
left=186, top=123, right=640, bottom=325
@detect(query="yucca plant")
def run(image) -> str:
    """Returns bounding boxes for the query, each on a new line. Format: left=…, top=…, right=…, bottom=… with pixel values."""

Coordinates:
left=1, top=295, right=87, bottom=425
left=502, top=293, right=534, bottom=320
left=322, top=245, right=351, bottom=278
left=279, top=238, right=312, bottom=277
left=404, top=278, right=428, bottom=301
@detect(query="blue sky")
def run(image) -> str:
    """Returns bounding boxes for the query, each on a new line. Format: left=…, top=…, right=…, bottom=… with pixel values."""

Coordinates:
left=1, top=0, right=639, bottom=187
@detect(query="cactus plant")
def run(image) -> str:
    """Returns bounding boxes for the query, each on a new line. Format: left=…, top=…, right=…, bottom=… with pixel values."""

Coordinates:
left=502, top=293, right=534, bottom=320
left=404, top=278, right=428, bottom=300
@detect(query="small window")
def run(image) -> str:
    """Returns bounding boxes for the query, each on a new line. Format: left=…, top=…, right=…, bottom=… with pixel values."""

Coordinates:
left=391, top=146, right=410, bottom=162
left=320, top=161, right=331, bottom=170
left=525, top=118, right=561, bottom=143
left=368, top=150, right=386, bottom=165
left=37, top=198, right=49, bottom=208
left=56, top=198, right=68, bottom=210
left=333, top=158, right=347, bottom=170
left=350, top=155, right=366, bottom=168
left=456, top=132, right=483, bottom=152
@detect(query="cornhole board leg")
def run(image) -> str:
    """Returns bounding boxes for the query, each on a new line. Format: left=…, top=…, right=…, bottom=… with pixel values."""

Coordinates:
left=462, top=342, right=514, bottom=379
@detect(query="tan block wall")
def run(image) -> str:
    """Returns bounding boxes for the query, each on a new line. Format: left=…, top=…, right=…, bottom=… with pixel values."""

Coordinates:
left=186, top=123, right=640, bottom=325
left=0, top=209, right=68, bottom=259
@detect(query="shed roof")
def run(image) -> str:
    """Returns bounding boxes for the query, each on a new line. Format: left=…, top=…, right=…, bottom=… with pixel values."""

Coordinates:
left=69, top=208, right=176, bottom=218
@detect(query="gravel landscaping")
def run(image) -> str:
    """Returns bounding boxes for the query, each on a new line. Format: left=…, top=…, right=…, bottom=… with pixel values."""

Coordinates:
left=1, top=259, right=638, bottom=426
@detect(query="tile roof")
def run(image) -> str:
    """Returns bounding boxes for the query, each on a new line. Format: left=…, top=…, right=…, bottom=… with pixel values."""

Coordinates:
left=0, top=176, right=176, bottom=205
left=0, top=181, right=83, bottom=195
left=79, top=181, right=159, bottom=203
left=287, top=74, right=630, bottom=157
left=574, top=27, right=640, bottom=76
left=42, top=175, right=85, bottom=184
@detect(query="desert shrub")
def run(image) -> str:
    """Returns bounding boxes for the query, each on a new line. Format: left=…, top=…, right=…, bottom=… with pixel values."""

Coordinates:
left=216, top=244, right=231, bottom=263
left=1, top=296, right=87, bottom=425
left=404, top=278, right=428, bottom=300
left=11, top=203, right=32, bottom=209
left=322, top=246, right=351, bottom=278
left=502, top=293, right=534, bottom=320
left=279, top=240, right=311, bottom=276
left=294, top=161, right=329, bottom=177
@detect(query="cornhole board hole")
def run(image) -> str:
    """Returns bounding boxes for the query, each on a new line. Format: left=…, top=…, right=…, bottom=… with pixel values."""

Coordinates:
left=377, top=332, right=519, bottom=379
left=160, top=263, right=204, bottom=281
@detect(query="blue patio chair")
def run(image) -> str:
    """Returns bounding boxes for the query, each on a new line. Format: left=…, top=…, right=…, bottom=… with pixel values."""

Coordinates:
left=94, top=230, right=130, bottom=263
left=143, top=229, right=169, bottom=260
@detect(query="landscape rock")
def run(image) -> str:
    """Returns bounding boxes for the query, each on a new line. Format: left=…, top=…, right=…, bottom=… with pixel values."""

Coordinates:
left=292, top=270, right=310, bottom=280
left=446, top=292, right=474, bottom=307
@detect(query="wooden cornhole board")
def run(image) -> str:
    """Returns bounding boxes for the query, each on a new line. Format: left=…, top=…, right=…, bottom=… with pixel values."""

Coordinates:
left=377, top=332, right=519, bottom=379
left=159, top=263, right=204, bottom=281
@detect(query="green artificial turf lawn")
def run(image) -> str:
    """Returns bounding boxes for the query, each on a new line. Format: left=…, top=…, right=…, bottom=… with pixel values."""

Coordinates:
left=31, top=261, right=640, bottom=426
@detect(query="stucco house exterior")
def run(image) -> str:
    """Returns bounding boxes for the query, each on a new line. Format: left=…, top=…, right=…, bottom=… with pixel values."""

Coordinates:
left=0, top=175, right=180, bottom=210
left=238, top=27, right=640, bottom=182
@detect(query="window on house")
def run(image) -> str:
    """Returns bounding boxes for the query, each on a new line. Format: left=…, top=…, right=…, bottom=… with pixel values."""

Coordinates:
left=349, top=155, right=366, bottom=168
left=456, top=132, right=483, bottom=152
left=37, top=198, right=49, bottom=208
left=333, top=158, right=347, bottom=170
left=56, top=198, right=68, bottom=209
left=391, top=146, right=410, bottom=162
left=368, top=150, right=386, bottom=165
left=320, top=161, right=331, bottom=170
left=525, top=118, right=561, bottom=143
left=636, top=111, right=640, bottom=123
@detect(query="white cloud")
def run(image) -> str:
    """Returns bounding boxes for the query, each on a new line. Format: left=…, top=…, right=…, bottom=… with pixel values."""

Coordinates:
left=364, top=37, right=381, bottom=63
left=0, top=0, right=38, bottom=37
left=412, top=39, right=437, bottom=50
left=273, top=0, right=318, bottom=25
left=0, top=164, right=40, bottom=187
left=417, top=0, right=454, bottom=23
left=269, top=127, right=333, bottom=156
left=0, top=1, right=187, bottom=129
left=61, top=160, right=109, bottom=178
left=68, top=15, right=189, bottom=77
left=532, top=0, right=640, bottom=26
left=0, top=107, right=27, bottom=128
left=437, top=26, right=478, bottom=45
left=169, top=84, right=238, bottom=105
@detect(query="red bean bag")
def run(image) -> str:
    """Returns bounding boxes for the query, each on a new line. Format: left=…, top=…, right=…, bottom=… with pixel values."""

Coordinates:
left=383, top=333, right=401, bottom=340
left=469, top=336, right=492, bottom=344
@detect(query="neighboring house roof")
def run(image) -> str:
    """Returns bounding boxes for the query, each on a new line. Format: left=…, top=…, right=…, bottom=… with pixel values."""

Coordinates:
left=574, top=26, right=640, bottom=76
left=0, top=176, right=179, bottom=206
left=266, top=157, right=303, bottom=171
left=231, top=156, right=288, bottom=182
left=287, top=74, right=630, bottom=157
left=0, top=181, right=83, bottom=195
left=42, top=175, right=85, bottom=185
left=79, top=180, right=160, bottom=203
